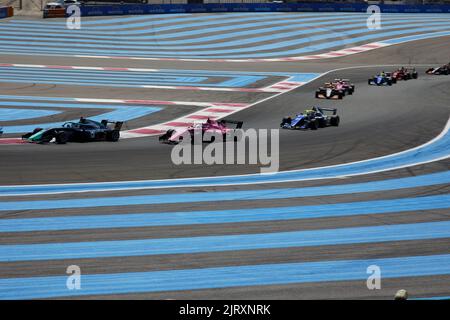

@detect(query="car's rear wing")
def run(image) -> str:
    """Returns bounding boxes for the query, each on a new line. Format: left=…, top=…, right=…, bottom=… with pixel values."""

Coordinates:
left=101, top=120, right=124, bottom=131
left=317, top=107, right=337, bottom=115
left=222, top=120, right=244, bottom=129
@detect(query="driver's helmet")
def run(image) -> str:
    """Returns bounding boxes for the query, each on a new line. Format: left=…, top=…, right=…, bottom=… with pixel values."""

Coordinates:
left=304, top=110, right=314, bottom=117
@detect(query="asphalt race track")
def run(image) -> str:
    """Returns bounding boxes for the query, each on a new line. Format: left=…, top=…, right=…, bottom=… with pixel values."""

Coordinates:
left=0, top=12, right=449, bottom=300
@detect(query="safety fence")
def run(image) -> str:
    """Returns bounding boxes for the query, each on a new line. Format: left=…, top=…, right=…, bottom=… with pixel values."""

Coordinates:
left=42, top=2, right=450, bottom=18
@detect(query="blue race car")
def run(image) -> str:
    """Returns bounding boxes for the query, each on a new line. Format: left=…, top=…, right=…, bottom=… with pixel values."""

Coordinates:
left=280, top=107, right=340, bottom=130
left=368, top=73, right=396, bottom=86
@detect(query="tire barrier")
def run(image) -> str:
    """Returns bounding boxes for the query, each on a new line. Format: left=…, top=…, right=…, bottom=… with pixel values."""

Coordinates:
left=43, top=8, right=67, bottom=19
left=0, top=6, right=14, bottom=19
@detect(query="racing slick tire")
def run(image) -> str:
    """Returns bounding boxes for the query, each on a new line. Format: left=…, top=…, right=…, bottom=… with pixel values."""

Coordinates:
left=412, top=72, right=418, bottom=79
left=392, top=78, right=397, bottom=84
left=317, top=118, right=326, bottom=128
left=55, top=131, right=68, bottom=144
left=338, top=92, right=343, bottom=100
left=309, top=120, right=318, bottom=130
left=107, top=130, right=120, bottom=142
left=330, top=116, right=340, bottom=127
left=387, top=79, right=392, bottom=86
left=280, top=117, right=291, bottom=127
left=315, top=91, right=320, bottom=99
left=368, top=79, right=372, bottom=85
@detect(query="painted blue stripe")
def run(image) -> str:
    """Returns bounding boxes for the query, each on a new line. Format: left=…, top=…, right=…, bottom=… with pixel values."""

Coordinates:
left=0, top=13, right=193, bottom=26
left=0, top=101, right=155, bottom=109
left=0, top=13, right=317, bottom=36
left=0, top=108, right=60, bottom=121
left=0, top=66, right=316, bottom=78
left=2, top=16, right=448, bottom=50
left=0, top=68, right=279, bottom=88
left=1, top=13, right=448, bottom=41
left=0, top=221, right=449, bottom=262
left=1, top=17, right=443, bottom=49
left=0, top=194, right=448, bottom=233
left=1, top=254, right=449, bottom=299
left=0, top=171, right=449, bottom=210
left=0, top=74, right=211, bottom=87
left=0, top=69, right=315, bottom=89
left=0, top=17, right=334, bottom=43
left=413, top=296, right=450, bottom=300
left=3, top=27, right=449, bottom=60
left=187, top=28, right=450, bottom=59
left=2, top=21, right=449, bottom=57
left=0, top=78, right=186, bottom=90
left=383, top=30, right=450, bottom=44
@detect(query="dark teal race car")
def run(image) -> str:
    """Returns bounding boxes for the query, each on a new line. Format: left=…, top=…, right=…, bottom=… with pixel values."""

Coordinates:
left=22, top=118, right=123, bottom=144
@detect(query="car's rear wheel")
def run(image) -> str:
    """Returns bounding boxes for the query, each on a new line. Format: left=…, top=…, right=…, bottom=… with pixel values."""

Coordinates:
left=107, top=130, right=120, bottom=142
left=55, top=132, right=68, bottom=144
left=330, top=116, right=340, bottom=127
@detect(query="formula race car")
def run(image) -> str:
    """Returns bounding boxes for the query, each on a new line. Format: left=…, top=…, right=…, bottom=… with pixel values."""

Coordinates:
left=332, top=79, right=355, bottom=95
left=391, top=67, right=418, bottom=81
left=315, top=83, right=344, bottom=99
left=426, top=63, right=450, bottom=75
left=368, top=73, right=395, bottom=86
left=280, top=107, right=340, bottom=130
left=159, top=118, right=244, bottom=144
left=22, top=118, right=123, bottom=144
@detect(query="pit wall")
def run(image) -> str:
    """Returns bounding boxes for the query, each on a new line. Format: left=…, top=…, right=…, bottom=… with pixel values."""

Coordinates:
left=0, top=6, right=13, bottom=18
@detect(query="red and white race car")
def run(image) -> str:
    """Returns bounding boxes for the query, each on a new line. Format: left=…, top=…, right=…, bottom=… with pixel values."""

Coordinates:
left=391, top=67, right=418, bottom=81
left=159, top=118, right=243, bottom=144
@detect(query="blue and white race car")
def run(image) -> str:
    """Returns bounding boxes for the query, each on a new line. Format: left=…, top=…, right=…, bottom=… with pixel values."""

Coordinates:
left=280, top=107, right=340, bottom=130
left=368, top=73, right=396, bottom=86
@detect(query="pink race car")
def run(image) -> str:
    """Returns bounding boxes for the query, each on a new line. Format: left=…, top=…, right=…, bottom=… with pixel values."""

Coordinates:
left=332, top=79, right=355, bottom=95
left=159, top=118, right=243, bottom=144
